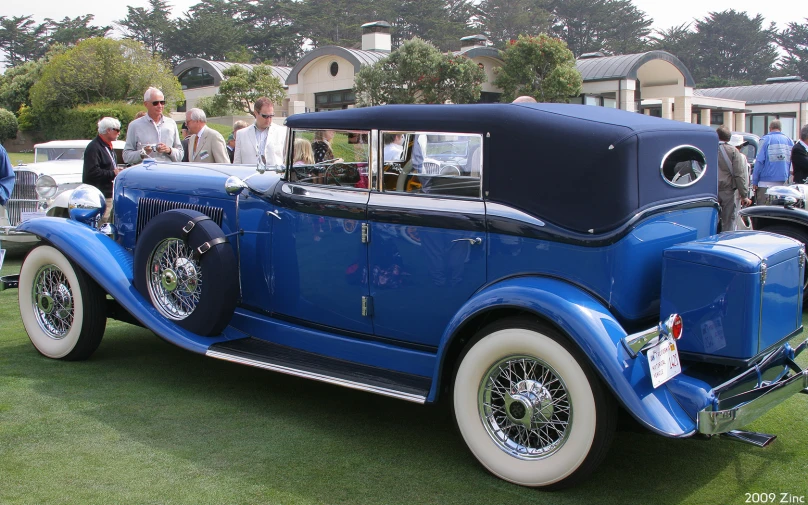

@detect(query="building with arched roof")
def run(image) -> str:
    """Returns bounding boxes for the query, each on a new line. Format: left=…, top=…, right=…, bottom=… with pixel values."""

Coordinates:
left=173, top=23, right=807, bottom=137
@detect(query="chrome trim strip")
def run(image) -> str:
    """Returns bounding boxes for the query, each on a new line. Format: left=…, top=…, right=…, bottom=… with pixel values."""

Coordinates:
left=206, top=350, right=428, bottom=404
left=368, top=191, right=485, bottom=214
left=280, top=182, right=370, bottom=204
left=622, top=314, right=677, bottom=357
left=485, top=202, right=545, bottom=227
left=697, top=369, right=808, bottom=435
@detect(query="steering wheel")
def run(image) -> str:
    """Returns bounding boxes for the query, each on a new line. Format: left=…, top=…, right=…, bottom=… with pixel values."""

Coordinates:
left=324, top=163, right=359, bottom=186
left=440, top=164, right=462, bottom=176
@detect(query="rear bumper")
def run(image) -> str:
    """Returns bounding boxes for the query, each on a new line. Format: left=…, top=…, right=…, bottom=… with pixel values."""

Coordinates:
left=697, top=339, right=808, bottom=435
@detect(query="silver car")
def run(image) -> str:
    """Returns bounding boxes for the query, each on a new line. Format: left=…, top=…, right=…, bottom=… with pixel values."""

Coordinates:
left=0, top=139, right=125, bottom=243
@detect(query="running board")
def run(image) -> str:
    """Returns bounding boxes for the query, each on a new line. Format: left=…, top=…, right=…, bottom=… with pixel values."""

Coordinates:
left=721, top=429, right=777, bottom=447
left=207, top=338, right=430, bottom=404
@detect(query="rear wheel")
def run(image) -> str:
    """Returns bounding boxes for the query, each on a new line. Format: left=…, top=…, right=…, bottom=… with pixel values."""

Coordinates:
left=759, top=224, right=808, bottom=308
left=452, top=317, right=616, bottom=489
left=19, top=245, right=106, bottom=360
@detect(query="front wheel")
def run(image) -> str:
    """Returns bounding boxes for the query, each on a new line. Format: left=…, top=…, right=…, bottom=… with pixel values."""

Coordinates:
left=18, top=245, right=107, bottom=360
left=452, top=318, right=616, bottom=489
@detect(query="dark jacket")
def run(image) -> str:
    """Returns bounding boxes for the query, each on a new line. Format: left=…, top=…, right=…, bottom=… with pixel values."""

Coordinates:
left=793, top=141, right=808, bottom=185
left=82, top=135, right=117, bottom=198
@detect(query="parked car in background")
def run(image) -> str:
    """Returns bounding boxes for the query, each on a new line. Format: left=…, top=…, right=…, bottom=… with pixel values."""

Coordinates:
left=0, top=139, right=125, bottom=243
left=3, top=104, right=807, bottom=489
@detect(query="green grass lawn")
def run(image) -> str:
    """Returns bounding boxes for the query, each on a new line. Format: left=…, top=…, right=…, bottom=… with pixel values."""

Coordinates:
left=7, top=152, right=35, bottom=166
left=0, top=250, right=807, bottom=504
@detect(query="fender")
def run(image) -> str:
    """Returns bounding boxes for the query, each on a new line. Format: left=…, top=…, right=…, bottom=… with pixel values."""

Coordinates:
left=17, top=217, right=243, bottom=354
left=739, top=205, right=808, bottom=228
left=432, top=276, right=710, bottom=437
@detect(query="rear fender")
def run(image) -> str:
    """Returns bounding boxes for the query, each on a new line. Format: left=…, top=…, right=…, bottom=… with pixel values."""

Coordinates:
left=739, top=205, right=808, bottom=230
left=17, top=217, right=241, bottom=353
left=433, top=276, right=707, bottom=437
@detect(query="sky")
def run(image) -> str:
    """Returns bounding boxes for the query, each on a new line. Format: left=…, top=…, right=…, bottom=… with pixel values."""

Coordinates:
left=3, top=0, right=800, bottom=34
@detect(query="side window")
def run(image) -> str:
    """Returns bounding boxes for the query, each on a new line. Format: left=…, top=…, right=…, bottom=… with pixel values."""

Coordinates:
left=381, top=131, right=482, bottom=198
left=661, top=145, right=707, bottom=187
left=288, top=129, right=370, bottom=189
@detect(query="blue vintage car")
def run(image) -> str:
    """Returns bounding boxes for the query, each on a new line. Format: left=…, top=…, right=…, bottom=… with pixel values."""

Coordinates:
left=3, top=103, right=808, bottom=489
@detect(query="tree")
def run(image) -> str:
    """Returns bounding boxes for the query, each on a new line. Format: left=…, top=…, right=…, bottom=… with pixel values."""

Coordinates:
left=473, top=0, right=551, bottom=48
left=688, top=10, right=778, bottom=86
left=0, top=59, right=43, bottom=113
left=215, top=64, right=286, bottom=114
left=778, top=19, right=808, bottom=79
left=242, top=0, right=304, bottom=65
left=392, top=0, right=472, bottom=51
left=29, top=38, right=183, bottom=115
left=0, top=15, right=47, bottom=67
left=0, top=108, right=18, bottom=144
left=493, top=34, right=581, bottom=103
left=353, top=37, right=485, bottom=106
left=168, top=3, right=249, bottom=63
left=44, top=15, right=110, bottom=47
left=117, top=0, right=176, bottom=59
left=548, top=0, right=652, bottom=56
left=648, top=23, right=697, bottom=70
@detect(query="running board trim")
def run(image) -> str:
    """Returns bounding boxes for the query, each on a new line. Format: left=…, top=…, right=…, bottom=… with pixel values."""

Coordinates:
left=206, top=350, right=427, bottom=404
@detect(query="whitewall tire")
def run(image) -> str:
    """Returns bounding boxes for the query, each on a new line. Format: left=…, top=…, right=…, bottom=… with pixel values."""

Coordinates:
left=19, top=245, right=106, bottom=360
left=453, top=318, right=615, bottom=489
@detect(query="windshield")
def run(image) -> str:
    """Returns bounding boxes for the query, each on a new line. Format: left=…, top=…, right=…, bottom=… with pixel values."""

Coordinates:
left=34, top=148, right=85, bottom=163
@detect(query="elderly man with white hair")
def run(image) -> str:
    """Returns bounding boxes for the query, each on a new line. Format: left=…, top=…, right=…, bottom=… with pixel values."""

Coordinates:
left=83, top=116, right=124, bottom=224
left=123, top=87, right=183, bottom=165
left=185, top=108, right=229, bottom=163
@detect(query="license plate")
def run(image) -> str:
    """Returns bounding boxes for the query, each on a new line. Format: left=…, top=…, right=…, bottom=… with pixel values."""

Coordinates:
left=21, top=211, right=47, bottom=222
left=648, top=338, right=682, bottom=388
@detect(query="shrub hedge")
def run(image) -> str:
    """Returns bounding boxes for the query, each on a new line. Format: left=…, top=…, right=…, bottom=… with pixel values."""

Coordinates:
left=42, top=102, right=146, bottom=139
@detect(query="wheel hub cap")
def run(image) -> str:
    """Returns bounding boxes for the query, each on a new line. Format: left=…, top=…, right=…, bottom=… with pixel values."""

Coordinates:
left=31, top=265, right=74, bottom=339
left=147, top=238, right=202, bottom=320
left=478, top=355, right=572, bottom=460
left=161, top=269, right=178, bottom=292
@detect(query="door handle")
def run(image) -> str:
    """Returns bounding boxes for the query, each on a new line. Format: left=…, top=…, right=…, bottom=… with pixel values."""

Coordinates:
left=266, top=210, right=281, bottom=220
left=452, top=237, right=482, bottom=245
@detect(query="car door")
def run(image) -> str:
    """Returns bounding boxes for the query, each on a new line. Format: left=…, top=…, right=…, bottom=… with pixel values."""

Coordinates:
left=368, top=131, right=487, bottom=347
left=270, top=128, right=373, bottom=334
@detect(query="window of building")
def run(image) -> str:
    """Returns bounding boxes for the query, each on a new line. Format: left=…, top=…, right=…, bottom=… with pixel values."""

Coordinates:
left=178, top=67, right=214, bottom=90
left=329, top=62, right=339, bottom=77
left=314, top=90, right=355, bottom=111
left=746, top=114, right=797, bottom=139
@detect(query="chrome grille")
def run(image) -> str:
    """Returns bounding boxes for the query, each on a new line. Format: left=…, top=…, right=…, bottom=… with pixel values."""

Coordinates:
left=6, top=170, right=39, bottom=226
left=136, top=197, right=224, bottom=239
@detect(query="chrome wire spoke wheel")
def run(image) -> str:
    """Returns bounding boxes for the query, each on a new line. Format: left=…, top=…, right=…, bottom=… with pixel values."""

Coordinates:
left=478, top=355, right=572, bottom=460
left=147, top=238, right=202, bottom=320
left=31, top=264, right=75, bottom=339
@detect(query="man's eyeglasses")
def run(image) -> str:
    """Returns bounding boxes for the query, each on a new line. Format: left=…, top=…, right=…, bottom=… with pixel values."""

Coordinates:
left=260, top=113, right=274, bottom=119
left=151, top=100, right=166, bottom=106
left=110, top=128, right=121, bottom=132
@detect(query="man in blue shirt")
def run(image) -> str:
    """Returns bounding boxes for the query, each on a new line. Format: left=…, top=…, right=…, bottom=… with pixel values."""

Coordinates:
left=0, top=144, right=17, bottom=269
left=753, top=120, right=794, bottom=204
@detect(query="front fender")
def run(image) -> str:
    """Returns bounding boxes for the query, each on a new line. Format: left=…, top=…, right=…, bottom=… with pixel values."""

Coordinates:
left=433, top=276, right=707, bottom=437
left=17, top=217, right=242, bottom=354
left=739, top=204, right=808, bottom=228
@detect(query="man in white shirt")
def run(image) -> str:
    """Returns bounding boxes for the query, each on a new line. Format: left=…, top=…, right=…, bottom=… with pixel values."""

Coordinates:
left=123, top=87, right=183, bottom=165
left=233, top=97, right=287, bottom=167
left=185, top=108, right=229, bottom=163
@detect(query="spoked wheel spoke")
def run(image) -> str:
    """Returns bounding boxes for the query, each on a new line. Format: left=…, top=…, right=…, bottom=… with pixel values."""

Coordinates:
left=147, top=238, right=203, bottom=320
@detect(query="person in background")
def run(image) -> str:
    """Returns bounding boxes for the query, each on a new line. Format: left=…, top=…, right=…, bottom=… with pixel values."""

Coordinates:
left=184, top=108, right=229, bottom=163
left=123, top=87, right=183, bottom=165
left=180, top=122, right=190, bottom=162
left=233, top=97, right=287, bottom=166
left=791, top=124, right=808, bottom=185
left=293, top=138, right=314, bottom=166
left=228, top=120, right=249, bottom=163
left=716, top=126, right=751, bottom=231
left=83, top=117, right=123, bottom=224
left=752, top=119, right=794, bottom=204
left=134, top=111, right=147, bottom=120
left=383, top=133, right=404, bottom=161
left=312, top=129, right=335, bottom=163
left=512, top=96, right=538, bottom=103
left=0, top=144, right=15, bottom=265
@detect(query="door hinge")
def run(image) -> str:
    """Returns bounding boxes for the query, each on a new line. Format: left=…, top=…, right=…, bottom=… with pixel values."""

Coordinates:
left=760, top=262, right=767, bottom=285
left=361, top=222, right=370, bottom=243
left=361, top=295, right=374, bottom=317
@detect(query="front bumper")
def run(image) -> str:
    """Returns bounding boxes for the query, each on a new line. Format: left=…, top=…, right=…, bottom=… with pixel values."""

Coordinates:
left=0, top=274, right=18, bottom=291
left=697, top=339, right=808, bottom=435
left=0, top=226, right=38, bottom=243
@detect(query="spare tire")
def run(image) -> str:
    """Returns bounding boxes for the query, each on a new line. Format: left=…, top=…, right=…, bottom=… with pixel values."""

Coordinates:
left=134, top=208, right=238, bottom=336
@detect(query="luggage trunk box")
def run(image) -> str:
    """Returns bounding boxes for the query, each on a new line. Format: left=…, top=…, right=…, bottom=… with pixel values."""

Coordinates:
left=660, top=231, right=804, bottom=363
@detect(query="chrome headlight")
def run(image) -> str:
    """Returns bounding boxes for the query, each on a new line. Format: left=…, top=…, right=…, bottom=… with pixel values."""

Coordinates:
left=35, top=175, right=58, bottom=199
left=68, top=184, right=106, bottom=228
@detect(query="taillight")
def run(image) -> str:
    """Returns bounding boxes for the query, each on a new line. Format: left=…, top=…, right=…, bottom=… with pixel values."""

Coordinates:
left=670, top=314, right=683, bottom=340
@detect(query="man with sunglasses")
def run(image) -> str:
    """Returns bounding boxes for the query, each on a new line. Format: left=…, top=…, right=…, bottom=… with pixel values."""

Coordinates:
left=123, top=87, right=183, bottom=165
left=233, top=97, right=287, bottom=167
left=83, top=117, right=124, bottom=224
